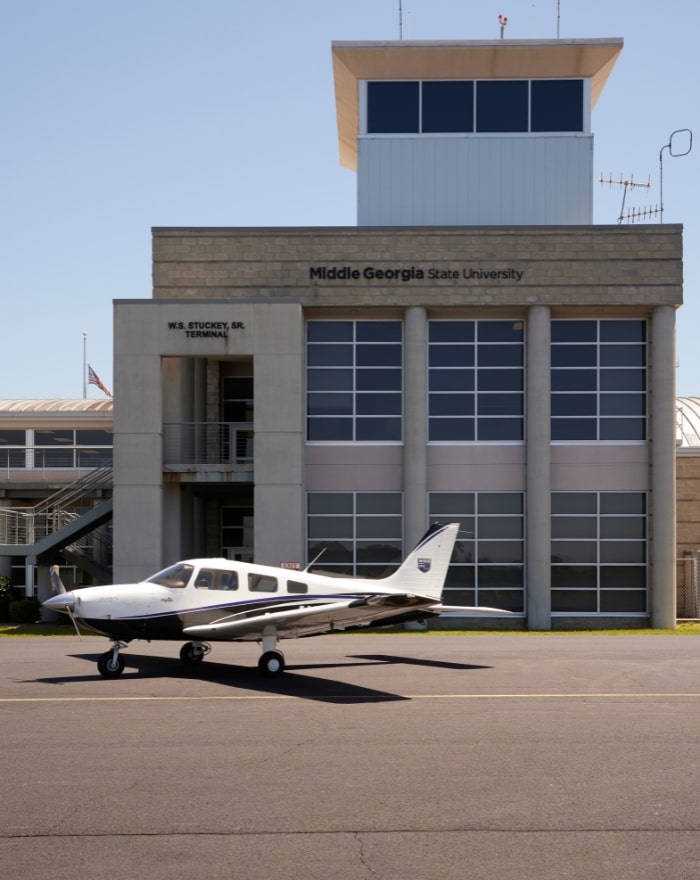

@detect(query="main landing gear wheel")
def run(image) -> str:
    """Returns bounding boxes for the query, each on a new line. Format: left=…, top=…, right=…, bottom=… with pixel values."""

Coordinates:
left=97, top=651, right=125, bottom=678
left=258, top=650, right=285, bottom=677
left=179, top=641, right=210, bottom=666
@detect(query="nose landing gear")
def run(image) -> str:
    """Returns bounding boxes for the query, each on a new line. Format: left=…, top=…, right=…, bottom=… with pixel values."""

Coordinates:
left=97, top=641, right=128, bottom=678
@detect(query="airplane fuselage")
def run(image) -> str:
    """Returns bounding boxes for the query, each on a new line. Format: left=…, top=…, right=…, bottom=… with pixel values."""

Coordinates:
left=48, top=558, right=430, bottom=643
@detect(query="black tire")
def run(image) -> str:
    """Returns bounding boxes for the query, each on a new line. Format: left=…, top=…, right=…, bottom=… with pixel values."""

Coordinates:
left=97, top=651, right=125, bottom=678
left=258, top=650, right=285, bottom=677
left=180, top=642, right=205, bottom=666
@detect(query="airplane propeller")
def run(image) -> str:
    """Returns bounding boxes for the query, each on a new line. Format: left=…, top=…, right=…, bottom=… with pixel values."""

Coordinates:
left=49, top=566, right=82, bottom=639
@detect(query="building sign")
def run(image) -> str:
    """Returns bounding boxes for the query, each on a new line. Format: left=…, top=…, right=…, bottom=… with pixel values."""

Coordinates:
left=309, top=265, right=524, bottom=282
left=167, top=320, right=246, bottom=338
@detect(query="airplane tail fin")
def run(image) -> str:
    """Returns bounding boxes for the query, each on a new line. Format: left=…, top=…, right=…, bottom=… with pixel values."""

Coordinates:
left=49, top=565, right=67, bottom=595
left=381, top=522, right=460, bottom=600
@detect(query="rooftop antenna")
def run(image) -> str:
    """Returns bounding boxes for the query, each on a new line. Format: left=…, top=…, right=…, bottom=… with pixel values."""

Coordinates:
left=498, top=13, right=508, bottom=38
left=600, top=127, right=692, bottom=224
left=399, top=0, right=403, bottom=40
left=599, top=172, right=654, bottom=224
left=557, top=0, right=560, bottom=38
left=659, top=129, right=692, bottom=223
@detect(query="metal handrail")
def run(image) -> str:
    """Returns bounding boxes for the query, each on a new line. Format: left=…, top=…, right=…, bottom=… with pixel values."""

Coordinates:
left=162, top=422, right=254, bottom=466
left=0, top=466, right=113, bottom=547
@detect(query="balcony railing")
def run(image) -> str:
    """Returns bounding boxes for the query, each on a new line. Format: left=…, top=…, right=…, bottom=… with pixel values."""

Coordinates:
left=162, top=422, right=254, bottom=468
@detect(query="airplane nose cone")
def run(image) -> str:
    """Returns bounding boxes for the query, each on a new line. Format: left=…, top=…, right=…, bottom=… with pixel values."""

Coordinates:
left=42, top=592, right=75, bottom=612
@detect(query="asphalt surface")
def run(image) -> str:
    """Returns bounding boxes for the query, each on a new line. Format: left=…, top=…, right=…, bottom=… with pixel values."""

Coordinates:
left=2, top=633, right=700, bottom=880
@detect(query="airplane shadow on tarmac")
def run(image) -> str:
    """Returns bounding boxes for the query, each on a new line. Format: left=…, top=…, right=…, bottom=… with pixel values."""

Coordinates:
left=31, top=649, right=491, bottom=703
left=349, top=654, right=491, bottom=671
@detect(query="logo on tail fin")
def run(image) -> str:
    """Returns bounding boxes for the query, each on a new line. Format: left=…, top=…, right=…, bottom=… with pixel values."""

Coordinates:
left=417, top=558, right=432, bottom=573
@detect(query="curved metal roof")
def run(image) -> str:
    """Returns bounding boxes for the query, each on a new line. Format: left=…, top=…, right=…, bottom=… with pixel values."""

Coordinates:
left=676, top=397, right=700, bottom=448
left=0, top=399, right=113, bottom=414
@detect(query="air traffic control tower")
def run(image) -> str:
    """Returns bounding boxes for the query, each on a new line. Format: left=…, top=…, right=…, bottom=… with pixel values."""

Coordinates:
left=113, top=36, right=682, bottom=629
left=333, top=38, right=622, bottom=225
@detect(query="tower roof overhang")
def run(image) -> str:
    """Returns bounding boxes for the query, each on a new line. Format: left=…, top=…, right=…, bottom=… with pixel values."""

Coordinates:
left=332, top=38, right=623, bottom=170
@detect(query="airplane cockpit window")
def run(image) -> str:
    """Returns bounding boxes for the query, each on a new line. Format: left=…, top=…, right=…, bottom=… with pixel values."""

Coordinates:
left=194, top=571, right=213, bottom=589
left=147, top=563, right=194, bottom=589
left=248, top=573, right=278, bottom=592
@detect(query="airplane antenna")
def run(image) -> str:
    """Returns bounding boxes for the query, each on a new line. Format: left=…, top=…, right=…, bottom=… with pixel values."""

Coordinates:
left=304, top=547, right=327, bottom=572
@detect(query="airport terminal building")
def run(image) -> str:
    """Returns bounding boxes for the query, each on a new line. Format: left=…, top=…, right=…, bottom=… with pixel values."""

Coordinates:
left=112, top=38, right=682, bottom=629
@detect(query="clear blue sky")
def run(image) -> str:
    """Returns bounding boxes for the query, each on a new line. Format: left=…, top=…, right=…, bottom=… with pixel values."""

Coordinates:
left=2, top=0, right=698, bottom=398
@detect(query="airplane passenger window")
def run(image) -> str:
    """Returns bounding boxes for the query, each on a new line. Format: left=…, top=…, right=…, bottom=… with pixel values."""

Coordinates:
left=214, top=571, right=238, bottom=591
left=248, top=574, right=278, bottom=592
left=287, top=580, right=308, bottom=594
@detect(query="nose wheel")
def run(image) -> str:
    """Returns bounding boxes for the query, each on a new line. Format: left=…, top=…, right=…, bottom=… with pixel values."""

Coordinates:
left=97, top=642, right=127, bottom=678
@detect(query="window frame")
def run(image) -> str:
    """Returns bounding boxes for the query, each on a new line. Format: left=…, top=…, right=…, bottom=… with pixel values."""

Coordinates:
left=428, top=319, right=524, bottom=444
left=551, top=491, right=648, bottom=616
left=428, top=491, right=525, bottom=613
left=306, top=491, right=403, bottom=578
left=306, top=320, right=403, bottom=444
left=361, top=78, right=589, bottom=135
left=551, top=319, right=648, bottom=443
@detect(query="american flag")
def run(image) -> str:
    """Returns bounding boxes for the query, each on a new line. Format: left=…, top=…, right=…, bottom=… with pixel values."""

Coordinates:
left=88, top=365, right=112, bottom=398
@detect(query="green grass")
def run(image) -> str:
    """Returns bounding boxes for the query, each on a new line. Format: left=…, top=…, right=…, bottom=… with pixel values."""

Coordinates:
left=0, top=622, right=97, bottom=637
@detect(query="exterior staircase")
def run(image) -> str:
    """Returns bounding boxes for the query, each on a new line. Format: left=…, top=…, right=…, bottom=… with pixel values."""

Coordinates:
left=0, top=466, right=113, bottom=583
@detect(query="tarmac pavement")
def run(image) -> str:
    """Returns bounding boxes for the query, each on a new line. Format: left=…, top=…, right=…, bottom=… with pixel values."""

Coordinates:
left=1, top=633, right=700, bottom=880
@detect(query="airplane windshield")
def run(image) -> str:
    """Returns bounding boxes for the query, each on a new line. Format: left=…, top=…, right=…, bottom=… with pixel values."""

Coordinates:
left=147, top=563, right=195, bottom=589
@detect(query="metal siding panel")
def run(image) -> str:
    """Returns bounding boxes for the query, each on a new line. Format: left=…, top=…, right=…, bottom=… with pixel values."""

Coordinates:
left=358, top=135, right=593, bottom=226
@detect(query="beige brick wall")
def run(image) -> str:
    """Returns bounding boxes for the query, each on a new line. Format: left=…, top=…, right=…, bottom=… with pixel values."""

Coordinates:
left=677, top=454, right=700, bottom=554
left=152, top=225, right=683, bottom=309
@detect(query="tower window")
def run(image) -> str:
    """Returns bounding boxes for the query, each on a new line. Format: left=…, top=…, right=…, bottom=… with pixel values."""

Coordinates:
left=422, top=81, right=474, bottom=133
left=365, top=78, right=584, bottom=134
left=531, top=79, right=584, bottom=132
left=476, top=81, right=529, bottom=132
left=367, top=81, right=419, bottom=133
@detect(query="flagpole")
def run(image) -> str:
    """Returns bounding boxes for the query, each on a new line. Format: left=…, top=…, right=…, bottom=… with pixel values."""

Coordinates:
left=83, top=332, right=87, bottom=398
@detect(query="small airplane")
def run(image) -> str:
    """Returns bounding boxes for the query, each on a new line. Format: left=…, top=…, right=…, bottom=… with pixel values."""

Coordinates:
left=42, top=522, right=509, bottom=678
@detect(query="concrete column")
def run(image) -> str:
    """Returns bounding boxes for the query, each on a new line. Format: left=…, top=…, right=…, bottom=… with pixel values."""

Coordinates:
left=24, top=558, right=35, bottom=599
left=526, top=306, right=551, bottom=630
left=112, top=305, right=164, bottom=582
left=403, top=307, right=428, bottom=548
left=162, top=358, right=195, bottom=422
left=651, top=306, right=677, bottom=629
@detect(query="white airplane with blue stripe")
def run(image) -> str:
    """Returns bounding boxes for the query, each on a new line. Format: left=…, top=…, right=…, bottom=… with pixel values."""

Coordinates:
left=42, top=522, right=508, bottom=678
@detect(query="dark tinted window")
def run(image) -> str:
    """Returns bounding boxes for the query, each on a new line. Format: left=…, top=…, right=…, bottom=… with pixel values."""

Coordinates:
left=476, top=81, right=528, bottom=132
left=367, top=81, right=419, bottom=133
left=531, top=80, right=583, bottom=131
left=0, top=430, right=25, bottom=445
left=422, top=81, right=473, bottom=132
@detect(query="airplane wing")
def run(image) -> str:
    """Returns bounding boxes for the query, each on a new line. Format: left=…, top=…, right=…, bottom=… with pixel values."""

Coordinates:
left=182, top=593, right=445, bottom=641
